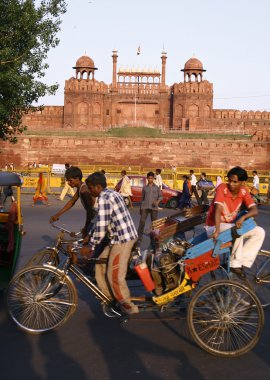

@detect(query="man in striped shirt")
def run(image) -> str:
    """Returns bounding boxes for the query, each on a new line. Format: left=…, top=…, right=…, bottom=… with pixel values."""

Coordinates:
left=82, top=172, right=139, bottom=315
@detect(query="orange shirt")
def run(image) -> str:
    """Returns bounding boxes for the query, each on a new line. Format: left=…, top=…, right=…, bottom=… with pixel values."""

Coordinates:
left=206, top=183, right=255, bottom=226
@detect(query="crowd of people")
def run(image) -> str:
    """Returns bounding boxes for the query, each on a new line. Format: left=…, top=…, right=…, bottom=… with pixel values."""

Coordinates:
left=1, top=162, right=267, bottom=317
left=44, top=165, right=266, bottom=317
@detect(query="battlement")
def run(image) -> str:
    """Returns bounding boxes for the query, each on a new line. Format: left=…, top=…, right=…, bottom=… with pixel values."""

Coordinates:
left=213, top=109, right=270, bottom=120
left=22, top=106, right=64, bottom=130
left=173, top=80, right=213, bottom=94
left=65, top=77, right=109, bottom=93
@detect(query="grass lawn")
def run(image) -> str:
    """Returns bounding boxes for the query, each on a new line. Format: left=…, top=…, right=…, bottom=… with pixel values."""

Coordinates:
left=24, top=126, right=252, bottom=140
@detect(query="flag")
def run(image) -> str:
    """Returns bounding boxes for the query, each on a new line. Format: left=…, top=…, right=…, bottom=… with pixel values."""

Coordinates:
left=137, top=45, right=141, bottom=55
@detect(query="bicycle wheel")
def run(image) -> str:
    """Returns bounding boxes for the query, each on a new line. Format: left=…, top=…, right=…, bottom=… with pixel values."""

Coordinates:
left=25, top=248, right=60, bottom=268
left=7, top=265, right=77, bottom=334
left=247, top=250, right=270, bottom=308
left=188, top=280, right=264, bottom=357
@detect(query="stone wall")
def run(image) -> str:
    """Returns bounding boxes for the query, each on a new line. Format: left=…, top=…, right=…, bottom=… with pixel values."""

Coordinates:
left=1, top=135, right=269, bottom=170
left=23, top=106, right=64, bottom=131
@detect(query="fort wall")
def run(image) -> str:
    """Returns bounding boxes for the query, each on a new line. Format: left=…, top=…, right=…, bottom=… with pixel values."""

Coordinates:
left=1, top=135, right=269, bottom=170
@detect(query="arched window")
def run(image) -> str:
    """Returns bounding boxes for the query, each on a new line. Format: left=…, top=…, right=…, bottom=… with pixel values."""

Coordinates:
left=93, top=102, right=101, bottom=115
left=78, top=102, right=88, bottom=125
left=66, top=102, right=73, bottom=114
left=203, top=105, right=211, bottom=118
left=191, top=73, right=197, bottom=82
left=187, top=104, right=199, bottom=118
left=176, top=104, right=183, bottom=118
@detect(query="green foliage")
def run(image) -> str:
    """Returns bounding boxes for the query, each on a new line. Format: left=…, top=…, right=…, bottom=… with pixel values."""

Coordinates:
left=0, top=0, right=66, bottom=143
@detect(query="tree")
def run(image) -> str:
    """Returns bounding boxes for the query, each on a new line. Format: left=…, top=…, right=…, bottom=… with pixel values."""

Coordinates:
left=0, top=0, right=67, bottom=143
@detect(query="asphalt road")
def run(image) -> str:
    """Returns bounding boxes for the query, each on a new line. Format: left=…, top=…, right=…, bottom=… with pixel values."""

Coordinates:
left=1, top=194, right=270, bottom=380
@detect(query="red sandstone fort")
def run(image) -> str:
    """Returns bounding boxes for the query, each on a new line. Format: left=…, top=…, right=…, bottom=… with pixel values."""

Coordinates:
left=1, top=51, right=270, bottom=169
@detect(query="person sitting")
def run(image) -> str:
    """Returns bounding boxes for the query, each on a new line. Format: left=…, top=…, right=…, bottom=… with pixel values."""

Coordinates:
left=205, top=166, right=265, bottom=278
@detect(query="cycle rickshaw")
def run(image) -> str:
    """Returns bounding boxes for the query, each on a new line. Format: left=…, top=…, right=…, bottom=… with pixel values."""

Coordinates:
left=6, top=206, right=265, bottom=357
left=0, top=172, right=24, bottom=288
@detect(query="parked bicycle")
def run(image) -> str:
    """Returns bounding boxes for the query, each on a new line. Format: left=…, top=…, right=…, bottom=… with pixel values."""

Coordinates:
left=6, top=221, right=265, bottom=357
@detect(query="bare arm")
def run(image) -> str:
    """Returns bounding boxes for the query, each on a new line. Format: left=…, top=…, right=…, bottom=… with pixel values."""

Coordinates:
left=49, top=192, right=79, bottom=223
left=212, top=203, right=223, bottom=240
left=80, top=189, right=96, bottom=235
left=235, top=205, right=258, bottom=228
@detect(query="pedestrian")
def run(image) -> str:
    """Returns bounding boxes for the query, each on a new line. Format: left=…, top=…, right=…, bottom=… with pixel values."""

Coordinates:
left=189, top=170, right=201, bottom=205
left=118, top=170, right=133, bottom=208
left=215, top=175, right=223, bottom=188
left=205, top=166, right=265, bottom=278
left=155, top=168, right=163, bottom=210
left=251, top=170, right=261, bottom=204
left=197, top=172, right=214, bottom=205
left=178, top=175, right=191, bottom=209
left=137, top=171, right=163, bottom=247
left=58, top=163, right=76, bottom=201
left=50, top=166, right=96, bottom=238
left=32, top=172, right=49, bottom=206
left=81, top=171, right=139, bottom=315
left=155, top=169, right=163, bottom=190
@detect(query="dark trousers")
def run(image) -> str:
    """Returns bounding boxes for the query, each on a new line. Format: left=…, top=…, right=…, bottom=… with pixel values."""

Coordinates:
left=191, top=185, right=201, bottom=205
left=137, top=209, right=158, bottom=242
left=200, top=190, right=209, bottom=205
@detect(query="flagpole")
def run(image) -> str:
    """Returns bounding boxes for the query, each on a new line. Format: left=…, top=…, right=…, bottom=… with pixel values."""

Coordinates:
left=134, top=90, right=136, bottom=125
left=134, top=44, right=140, bottom=126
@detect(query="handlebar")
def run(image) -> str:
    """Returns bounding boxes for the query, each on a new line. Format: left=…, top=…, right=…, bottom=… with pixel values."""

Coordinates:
left=51, top=222, right=81, bottom=237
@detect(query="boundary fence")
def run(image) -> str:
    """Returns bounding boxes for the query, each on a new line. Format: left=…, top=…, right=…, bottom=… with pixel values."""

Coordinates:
left=3, top=166, right=269, bottom=195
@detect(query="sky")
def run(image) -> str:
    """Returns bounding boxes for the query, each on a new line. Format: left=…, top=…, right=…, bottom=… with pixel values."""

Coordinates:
left=38, top=0, right=270, bottom=111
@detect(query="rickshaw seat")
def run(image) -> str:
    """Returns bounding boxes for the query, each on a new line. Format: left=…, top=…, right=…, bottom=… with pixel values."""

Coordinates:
left=184, top=218, right=257, bottom=260
left=0, top=202, right=18, bottom=266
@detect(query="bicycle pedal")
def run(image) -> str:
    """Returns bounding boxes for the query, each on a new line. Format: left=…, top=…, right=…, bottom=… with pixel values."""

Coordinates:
left=119, top=313, right=129, bottom=325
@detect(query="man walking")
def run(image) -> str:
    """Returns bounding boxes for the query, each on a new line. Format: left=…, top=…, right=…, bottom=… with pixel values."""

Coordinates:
left=137, top=171, right=163, bottom=246
left=59, top=163, right=75, bottom=201
left=189, top=169, right=201, bottom=205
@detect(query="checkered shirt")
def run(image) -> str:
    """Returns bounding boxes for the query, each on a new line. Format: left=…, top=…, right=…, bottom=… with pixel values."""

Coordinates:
left=89, top=188, right=138, bottom=248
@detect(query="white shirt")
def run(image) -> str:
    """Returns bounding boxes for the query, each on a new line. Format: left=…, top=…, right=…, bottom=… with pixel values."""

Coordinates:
left=253, top=175, right=260, bottom=190
left=190, top=174, right=197, bottom=186
left=155, top=174, right=163, bottom=189
left=119, top=175, right=132, bottom=197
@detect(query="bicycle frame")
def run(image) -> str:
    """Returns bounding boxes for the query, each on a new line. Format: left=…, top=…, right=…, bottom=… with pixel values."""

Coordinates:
left=255, top=250, right=270, bottom=284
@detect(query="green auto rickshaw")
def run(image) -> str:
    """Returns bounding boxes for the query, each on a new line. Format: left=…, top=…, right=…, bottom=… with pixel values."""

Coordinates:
left=0, top=172, right=23, bottom=288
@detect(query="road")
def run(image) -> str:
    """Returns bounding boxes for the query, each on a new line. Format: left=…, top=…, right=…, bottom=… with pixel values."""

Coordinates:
left=1, top=194, right=270, bottom=380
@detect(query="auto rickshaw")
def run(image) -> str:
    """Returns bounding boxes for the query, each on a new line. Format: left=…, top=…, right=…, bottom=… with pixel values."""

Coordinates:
left=0, top=172, right=23, bottom=288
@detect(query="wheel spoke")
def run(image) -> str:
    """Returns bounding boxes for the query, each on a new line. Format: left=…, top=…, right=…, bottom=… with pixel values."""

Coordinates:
left=7, top=266, right=77, bottom=333
left=188, top=280, right=264, bottom=356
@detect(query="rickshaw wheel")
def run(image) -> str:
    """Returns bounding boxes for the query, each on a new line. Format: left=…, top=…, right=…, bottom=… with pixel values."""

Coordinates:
left=7, top=265, right=77, bottom=334
left=25, top=248, right=60, bottom=268
left=187, top=280, right=264, bottom=357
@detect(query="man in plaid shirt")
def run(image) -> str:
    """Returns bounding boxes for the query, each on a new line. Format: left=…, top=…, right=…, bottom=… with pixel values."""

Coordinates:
left=82, top=172, right=139, bottom=315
